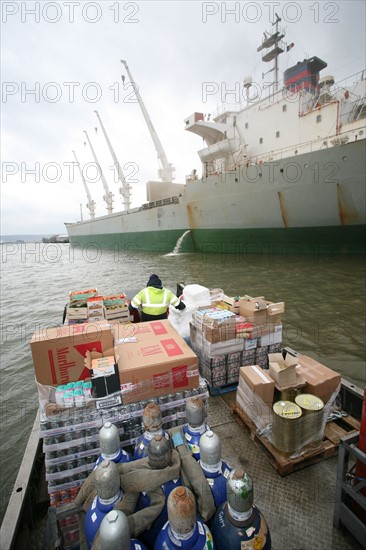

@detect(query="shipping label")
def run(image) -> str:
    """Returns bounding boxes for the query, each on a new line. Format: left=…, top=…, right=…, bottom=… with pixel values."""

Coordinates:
left=161, top=338, right=183, bottom=357
left=153, top=371, right=170, bottom=390
left=172, top=365, right=188, bottom=388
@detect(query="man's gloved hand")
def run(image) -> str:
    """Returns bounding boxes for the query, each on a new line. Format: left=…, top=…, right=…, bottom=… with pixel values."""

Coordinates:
left=172, top=431, right=185, bottom=448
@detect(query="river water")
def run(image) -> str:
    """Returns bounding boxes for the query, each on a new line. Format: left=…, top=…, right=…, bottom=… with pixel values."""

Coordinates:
left=0, top=243, right=365, bottom=522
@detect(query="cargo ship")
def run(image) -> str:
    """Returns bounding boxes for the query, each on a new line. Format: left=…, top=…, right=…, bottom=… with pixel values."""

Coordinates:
left=65, top=22, right=366, bottom=255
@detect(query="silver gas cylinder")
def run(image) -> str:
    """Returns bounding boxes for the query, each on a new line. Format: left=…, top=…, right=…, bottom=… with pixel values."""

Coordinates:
left=199, top=430, right=221, bottom=469
left=95, top=460, right=120, bottom=500
left=99, top=509, right=130, bottom=550
left=227, top=469, right=253, bottom=516
left=186, top=396, right=205, bottom=427
left=148, top=434, right=172, bottom=470
left=99, top=421, right=119, bottom=457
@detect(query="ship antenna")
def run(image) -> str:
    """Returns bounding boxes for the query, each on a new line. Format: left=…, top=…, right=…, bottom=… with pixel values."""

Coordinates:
left=257, top=13, right=285, bottom=92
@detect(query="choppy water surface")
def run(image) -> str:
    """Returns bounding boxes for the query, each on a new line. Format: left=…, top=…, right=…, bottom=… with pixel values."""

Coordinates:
left=0, top=243, right=365, bottom=522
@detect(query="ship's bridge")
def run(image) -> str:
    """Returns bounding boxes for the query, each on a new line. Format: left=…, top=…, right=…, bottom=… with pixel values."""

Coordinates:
left=184, top=112, right=228, bottom=145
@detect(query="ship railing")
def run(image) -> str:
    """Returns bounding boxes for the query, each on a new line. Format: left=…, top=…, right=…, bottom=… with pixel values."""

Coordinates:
left=255, top=126, right=363, bottom=163
left=141, top=196, right=180, bottom=209
left=205, top=125, right=364, bottom=175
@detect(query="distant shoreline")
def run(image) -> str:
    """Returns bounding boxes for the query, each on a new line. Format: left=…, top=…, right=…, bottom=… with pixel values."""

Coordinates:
left=0, top=234, right=69, bottom=243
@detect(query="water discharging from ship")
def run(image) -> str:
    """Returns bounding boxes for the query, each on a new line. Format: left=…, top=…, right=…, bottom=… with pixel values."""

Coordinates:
left=167, top=230, right=191, bottom=256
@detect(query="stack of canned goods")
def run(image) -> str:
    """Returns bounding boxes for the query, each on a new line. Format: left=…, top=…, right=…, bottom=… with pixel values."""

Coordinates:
left=40, top=378, right=209, bottom=508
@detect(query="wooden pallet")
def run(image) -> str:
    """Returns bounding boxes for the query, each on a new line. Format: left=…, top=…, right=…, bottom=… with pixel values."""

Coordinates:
left=231, top=402, right=360, bottom=476
left=208, top=382, right=238, bottom=397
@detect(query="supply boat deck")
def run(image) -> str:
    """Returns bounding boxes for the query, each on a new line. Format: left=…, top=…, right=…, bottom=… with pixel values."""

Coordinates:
left=1, top=379, right=364, bottom=550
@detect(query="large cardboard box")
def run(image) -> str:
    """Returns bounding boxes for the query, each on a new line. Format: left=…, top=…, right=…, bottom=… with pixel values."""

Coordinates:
left=268, top=352, right=298, bottom=384
left=115, top=320, right=199, bottom=403
left=239, top=296, right=284, bottom=325
left=258, top=325, right=283, bottom=347
left=240, top=365, right=275, bottom=404
left=296, top=354, right=341, bottom=403
left=30, top=321, right=114, bottom=386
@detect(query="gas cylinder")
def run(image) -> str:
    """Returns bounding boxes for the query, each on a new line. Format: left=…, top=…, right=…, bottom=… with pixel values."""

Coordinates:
left=99, top=509, right=147, bottom=550
left=182, top=397, right=209, bottom=460
left=134, top=403, right=168, bottom=460
left=199, top=430, right=231, bottom=508
left=139, top=435, right=182, bottom=547
left=84, top=460, right=123, bottom=549
left=95, top=421, right=131, bottom=468
left=210, top=469, right=271, bottom=549
left=154, top=486, right=214, bottom=549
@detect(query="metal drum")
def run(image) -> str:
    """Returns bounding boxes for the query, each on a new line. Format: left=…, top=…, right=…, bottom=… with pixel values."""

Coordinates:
left=272, top=401, right=302, bottom=454
left=295, top=394, right=324, bottom=447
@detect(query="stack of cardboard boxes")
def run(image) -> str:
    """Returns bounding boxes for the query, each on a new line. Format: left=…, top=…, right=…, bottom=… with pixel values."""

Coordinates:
left=236, top=347, right=341, bottom=453
left=190, top=294, right=285, bottom=389
left=30, top=301, right=205, bottom=510
left=103, top=294, right=130, bottom=323
left=66, top=289, right=100, bottom=324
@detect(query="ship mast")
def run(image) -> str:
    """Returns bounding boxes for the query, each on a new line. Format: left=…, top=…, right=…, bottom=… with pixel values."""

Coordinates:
left=120, top=59, right=175, bottom=183
left=257, top=13, right=285, bottom=91
left=94, top=110, right=131, bottom=211
left=72, top=150, right=96, bottom=219
left=83, top=130, right=114, bottom=215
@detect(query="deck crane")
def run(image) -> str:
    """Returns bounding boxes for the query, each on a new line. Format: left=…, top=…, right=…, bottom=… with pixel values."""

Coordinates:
left=72, top=150, right=96, bottom=219
left=121, top=59, right=175, bottom=183
left=83, top=130, right=114, bottom=215
left=94, top=110, right=131, bottom=211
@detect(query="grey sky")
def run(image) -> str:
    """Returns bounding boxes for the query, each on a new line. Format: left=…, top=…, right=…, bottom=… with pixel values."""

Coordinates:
left=1, top=0, right=365, bottom=234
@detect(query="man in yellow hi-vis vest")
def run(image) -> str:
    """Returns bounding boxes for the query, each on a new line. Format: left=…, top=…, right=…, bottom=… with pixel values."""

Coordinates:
left=129, top=274, right=186, bottom=322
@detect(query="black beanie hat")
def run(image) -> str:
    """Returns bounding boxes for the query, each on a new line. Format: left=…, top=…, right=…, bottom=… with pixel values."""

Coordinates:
left=147, top=274, right=162, bottom=289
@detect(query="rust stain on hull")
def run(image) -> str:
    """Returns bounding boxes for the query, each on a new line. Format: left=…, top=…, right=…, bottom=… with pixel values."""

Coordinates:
left=337, top=183, right=360, bottom=225
left=277, top=191, right=288, bottom=228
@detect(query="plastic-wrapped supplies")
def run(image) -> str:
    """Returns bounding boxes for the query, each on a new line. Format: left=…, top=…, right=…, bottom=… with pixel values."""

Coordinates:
left=168, top=285, right=211, bottom=339
left=181, top=284, right=211, bottom=307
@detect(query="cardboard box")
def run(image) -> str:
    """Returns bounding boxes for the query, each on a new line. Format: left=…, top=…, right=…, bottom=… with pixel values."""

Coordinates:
left=268, top=352, right=298, bottom=387
left=243, top=338, right=258, bottom=351
left=204, top=324, right=236, bottom=343
left=236, top=383, right=273, bottom=430
left=239, top=296, right=284, bottom=324
left=85, top=350, right=121, bottom=403
left=239, top=297, right=268, bottom=324
left=239, top=365, right=275, bottom=404
left=258, top=325, right=283, bottom=347
left=296, top=354, right=341, bottom=403
left=30, top=321, right=114, bottom=386
left=115, top=320, right=199, bottom=403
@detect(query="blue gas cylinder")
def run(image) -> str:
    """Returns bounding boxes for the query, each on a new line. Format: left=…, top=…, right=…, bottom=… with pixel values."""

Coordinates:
left=95, top=447, right=131, bottom=468
left=154, top=486, right=214, bottom=550
left=84, top=460, right=123, bottom=549
left=155, top=519, right=214, bottom=550
left=199, top=430, right=232, bottom=508
left=139, top=478, right=182, bottom=546
left=183, top=397, right=208, bottom=460
left=134, top=428, right=169, bottom=460
left=135, top=402, right=167, bottom=460
left=95, top=421, right=132, bottom=468
left=210, top=469, right=271, bottom=549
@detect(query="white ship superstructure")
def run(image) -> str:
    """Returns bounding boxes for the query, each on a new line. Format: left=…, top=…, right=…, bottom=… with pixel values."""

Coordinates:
left=66, top=24, right=366, bottom=255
